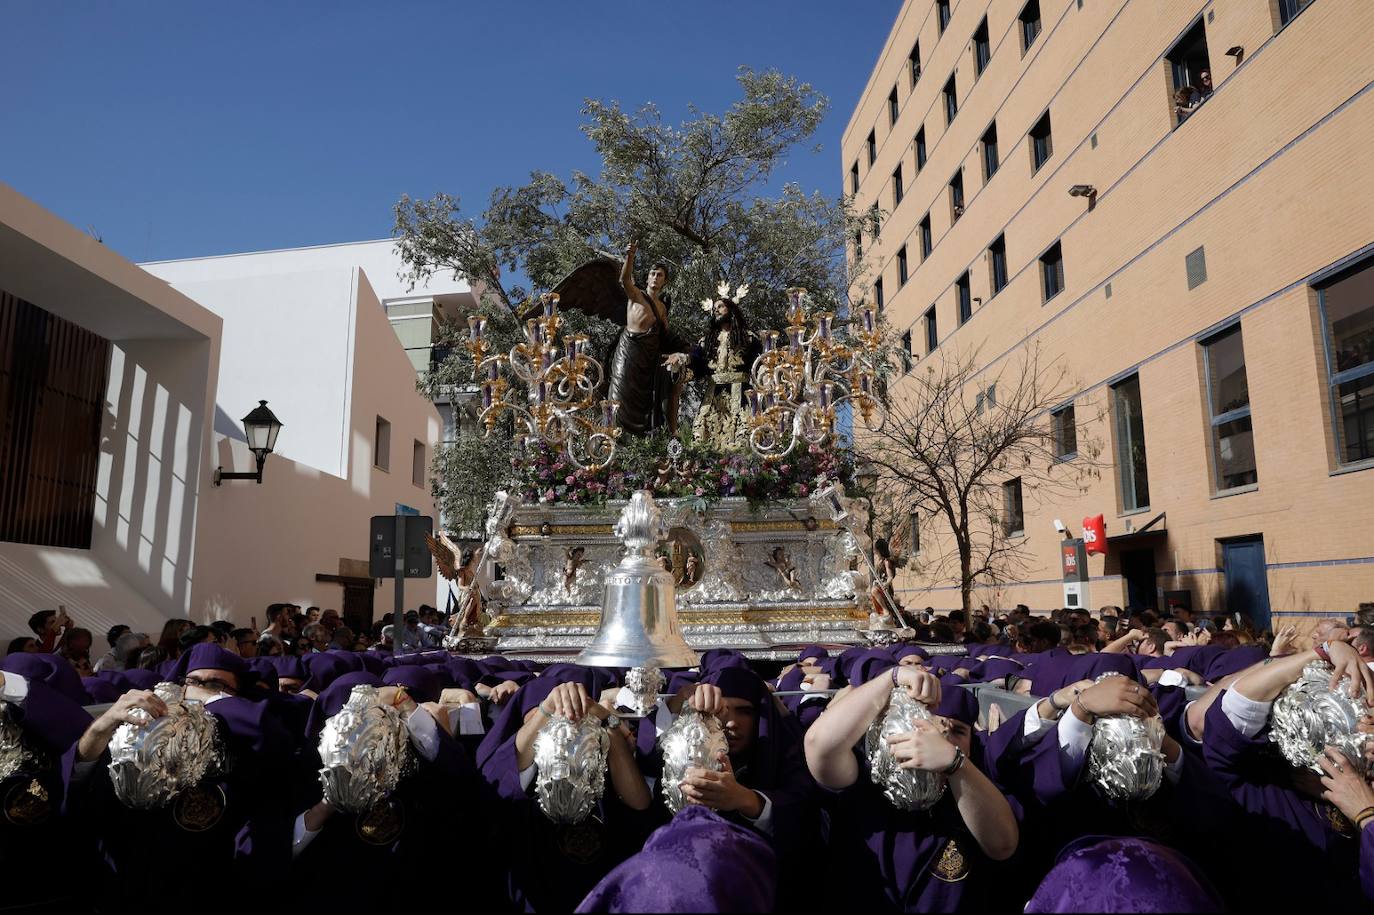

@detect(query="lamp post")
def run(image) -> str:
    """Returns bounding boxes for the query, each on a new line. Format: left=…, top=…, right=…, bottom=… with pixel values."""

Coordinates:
left=214, top=400, right=283, bottom=485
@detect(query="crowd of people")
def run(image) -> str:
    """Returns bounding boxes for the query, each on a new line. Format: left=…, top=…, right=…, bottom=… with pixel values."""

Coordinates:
left=2, top=598, right=1373, bottom=912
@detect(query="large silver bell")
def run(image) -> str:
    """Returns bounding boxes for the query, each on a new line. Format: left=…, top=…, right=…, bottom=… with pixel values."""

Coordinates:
left=576, top=490, right=699, bottom=669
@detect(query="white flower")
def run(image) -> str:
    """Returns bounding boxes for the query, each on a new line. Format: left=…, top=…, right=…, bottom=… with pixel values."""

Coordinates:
left=716, top=280, right=731, bottom=298
left=700, top=298, right=714, bottom=313
left=733, top=283, right=750, bottom=301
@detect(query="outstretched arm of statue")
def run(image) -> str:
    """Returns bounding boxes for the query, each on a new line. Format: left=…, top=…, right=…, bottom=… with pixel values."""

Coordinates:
left=621, top=240, right=643, bottom=301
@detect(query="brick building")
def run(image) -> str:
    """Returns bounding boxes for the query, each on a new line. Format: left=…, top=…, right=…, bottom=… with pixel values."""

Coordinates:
left=843, top=0, right=1373, bottom=631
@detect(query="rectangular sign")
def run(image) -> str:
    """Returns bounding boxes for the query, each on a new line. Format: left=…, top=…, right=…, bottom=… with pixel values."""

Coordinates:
left=369, top=514, right=435, bottom=579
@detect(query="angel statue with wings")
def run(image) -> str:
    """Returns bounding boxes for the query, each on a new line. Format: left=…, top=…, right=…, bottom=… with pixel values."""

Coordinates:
left=539, top=242, right=692, bottom=436
left=427, top=531, right=485, bottom=644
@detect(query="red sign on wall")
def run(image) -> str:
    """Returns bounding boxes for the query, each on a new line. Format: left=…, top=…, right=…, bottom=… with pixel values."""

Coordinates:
left=1083, top=514, right=1107, bottom=556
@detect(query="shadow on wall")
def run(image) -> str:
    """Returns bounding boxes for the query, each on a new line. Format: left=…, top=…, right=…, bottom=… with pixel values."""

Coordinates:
left=90, top=339, right=212, bottom=621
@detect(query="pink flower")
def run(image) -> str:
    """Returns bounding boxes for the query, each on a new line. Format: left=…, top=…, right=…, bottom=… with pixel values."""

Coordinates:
left=780, top=464, right=791, bottom=473
left=565, top=474, right=576, bottom=485
left=695, top=487, right=705, bottom=497
left=543, top=488, right=556, bottom=502
left=798, top=483, right=809, bottom=496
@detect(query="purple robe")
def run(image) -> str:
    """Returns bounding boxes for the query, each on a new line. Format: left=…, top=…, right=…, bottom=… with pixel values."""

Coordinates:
left=475, top=665, right=646, bottom=913
left=575, top=807, right=776, bottom=912
left=382, top=664, right=442, bottom=703
left=1024, top=836, right=1223, bottom=912
left=1028, top=652, right=1142, bottom=696
left=1202, top=696, right=1373, bottom=905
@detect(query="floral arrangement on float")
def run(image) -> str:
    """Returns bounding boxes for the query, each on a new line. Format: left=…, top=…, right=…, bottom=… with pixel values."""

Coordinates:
left=515, top=431, right=856, bottom=509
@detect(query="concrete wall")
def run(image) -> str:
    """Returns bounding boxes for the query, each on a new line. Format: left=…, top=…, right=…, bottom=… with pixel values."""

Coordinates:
left=0, top=181, right=222, bottom=640
left=188, top=268, right=441, bottom=626
left=844, top=1, right=1374, bottom=627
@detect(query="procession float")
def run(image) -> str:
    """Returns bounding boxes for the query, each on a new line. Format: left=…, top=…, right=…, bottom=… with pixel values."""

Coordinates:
left=434, top=254, right=910, bottom=660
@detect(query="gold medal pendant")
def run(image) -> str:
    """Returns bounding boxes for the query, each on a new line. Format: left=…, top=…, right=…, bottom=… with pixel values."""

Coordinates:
left=172, top=783, right=227, bottom=833
left=2, top=778, right=52, bottom=827
left=355, top=798, right=405, bottom=846
left=932, top=838, right=970, bottom=883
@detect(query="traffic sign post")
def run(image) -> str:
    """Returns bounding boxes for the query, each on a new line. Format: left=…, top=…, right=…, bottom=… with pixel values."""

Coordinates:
left=370, top=513, right=434, bottom=653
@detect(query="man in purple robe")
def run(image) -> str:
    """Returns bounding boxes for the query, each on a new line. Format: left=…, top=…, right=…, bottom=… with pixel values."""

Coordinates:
left=75, top=643, right=296, bottom=907
left=475, top=665, right=652, bottom=912
left=804, top=660, right=1019, bottom=911
left=1201, top=639, right=1374, bottom=906
left=0, top=654, right=96, bottom=909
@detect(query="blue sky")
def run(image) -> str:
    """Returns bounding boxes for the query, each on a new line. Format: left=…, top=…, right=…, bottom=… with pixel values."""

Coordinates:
left=2, top=1, right=898, bottom=264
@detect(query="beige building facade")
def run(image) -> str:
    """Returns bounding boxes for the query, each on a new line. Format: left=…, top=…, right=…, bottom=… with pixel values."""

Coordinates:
left=844, top=0, right=1374, bottom=631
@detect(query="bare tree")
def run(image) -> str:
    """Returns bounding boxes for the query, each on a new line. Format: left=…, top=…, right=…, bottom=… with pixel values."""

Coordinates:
left=862, top=344, right=1103, bottom=614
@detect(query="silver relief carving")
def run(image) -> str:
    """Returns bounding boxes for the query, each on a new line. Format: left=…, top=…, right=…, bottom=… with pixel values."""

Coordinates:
left=1271, top=662, right=1373, bottom=777
left=108, top=683, right=221, bottom=809
left=622, top=665, right=666, bottom=717
left=866, top=687, right=946, bottom=811
left=659, top=706, right=729, bottom=814
left=1086, top=674, right=1166, bottom=801
left=532, top=713, right=609, bottom=824
left=317, top=684, right=416, bottom=814
left=0, top=701, right=43, bottom=782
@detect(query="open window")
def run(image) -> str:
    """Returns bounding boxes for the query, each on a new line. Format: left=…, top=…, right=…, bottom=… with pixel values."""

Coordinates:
left=1167, top=19, right=1213, bottom=127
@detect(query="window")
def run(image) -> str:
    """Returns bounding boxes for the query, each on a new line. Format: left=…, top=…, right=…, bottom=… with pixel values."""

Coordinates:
left=1003, top=478, right=1025, bottom=536
left=987, top=383, right=997, bottom=407
left=898, top=245, right=909, bottom=286
left=853, top=230, right=863, bottom=259
left=892, top=163, right=904, bottom=207
left=889, top=87, right=900, bottom=127
left=1167, top=20, right=1213, bottom=127
left=937, top=0, right=951, bottom=33
left=1318, top=259, right=1374, bottom=465
left=1019, top=0, right=1042, bottom=55
left=901, top=330, right=913, bottom=366
left=943, top=76, right=958, bottom=125
left=1030, top=111, right=1053, bottom=172
left=949, top=170, right=965, bottom=222
left=1040, top=241, right=1064, bottom=302
left=924, top=306, right=938, bottom=353
left=989, top=234, right=1008, bottom=295
left=915, top=127, right=928, bottom=170
left=850, top=162, right=859, bottom=195
left=975, top=390, right=985, bottom=414
left=1053, top=404, right=1078, bottom=458
left=957, top=272, right=972, bottom=324
left=867, top=130, right=877, bottom=166
left=981, top=123, right=999, bottom=181
left=1202, top=326, right=1257, bottom=491
left=909, top=41, right=922, bottom=85
left=1278, top=0, right=1315, bottom=27
left=412, top=440, right=426, bottom=488
left=919, top=214, right=933, bottom=259
left=874, top=277, right=885, bottom=312
left=973, top=18, right=991, bottom=77
left=1113, top=375, right=1151, bottom=511
left=375, top=416, right=391, bottom=471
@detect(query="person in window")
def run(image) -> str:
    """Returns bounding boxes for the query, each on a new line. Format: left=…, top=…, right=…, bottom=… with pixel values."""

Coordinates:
left=1174, top=85, right=1201, bottom=121
left=1198, top=69, right=1214, bottom=98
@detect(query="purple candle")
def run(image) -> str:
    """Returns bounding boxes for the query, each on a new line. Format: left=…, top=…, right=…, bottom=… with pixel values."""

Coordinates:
left=537, top=381, right=548, bottom=404
left=468, top=315, right=485, bottom=340
left=787, top=327, right=803, bottom=351
left=819, top=382, right=834, bottom=408
left=859, top=372, right=873, bottom=396
left=862, top=307, right=876, bottom=333
left=747, top=390, right=761, bottom=417
left=817, top=312, right=832, bottom=340
left=542, top=294, right=558, bottom=319
left=481, top=383, right=493, bottom=409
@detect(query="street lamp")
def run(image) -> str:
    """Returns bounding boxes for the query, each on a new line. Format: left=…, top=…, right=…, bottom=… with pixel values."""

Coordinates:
left=214, top=400, right=283, bottom=485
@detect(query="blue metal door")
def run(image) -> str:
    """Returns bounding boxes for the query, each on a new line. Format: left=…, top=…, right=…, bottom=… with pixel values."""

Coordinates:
left=1222, top=536, right=1271, bottom=631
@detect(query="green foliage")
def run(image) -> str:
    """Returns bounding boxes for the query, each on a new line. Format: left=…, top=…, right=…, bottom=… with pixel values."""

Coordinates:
left=430, top=432, right=517, bottom=537
left=397, top=68, right=883, bottom=526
